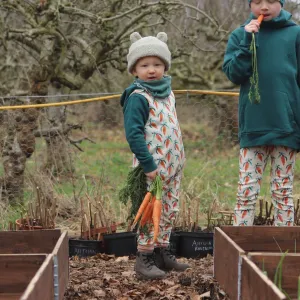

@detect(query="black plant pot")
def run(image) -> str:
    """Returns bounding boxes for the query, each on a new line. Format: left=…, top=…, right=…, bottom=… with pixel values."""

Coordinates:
left=178, top=232, right=214, bottom=258
left=169, top=231, right=180, bottom=255
left=69, top=238, right=104, bottom=257
left=103, top=232, right=137, bottom=256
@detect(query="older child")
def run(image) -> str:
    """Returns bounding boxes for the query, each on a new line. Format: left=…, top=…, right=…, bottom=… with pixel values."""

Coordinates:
left=120, top=32, right=189, bottom=279
left=223, top=0, right=300, bottom=226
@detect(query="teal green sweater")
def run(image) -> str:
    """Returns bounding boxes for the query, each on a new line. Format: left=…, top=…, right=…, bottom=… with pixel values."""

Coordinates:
left=223, top=10, right=300, bottom=150
left=120, top=76, right=172, bottom=173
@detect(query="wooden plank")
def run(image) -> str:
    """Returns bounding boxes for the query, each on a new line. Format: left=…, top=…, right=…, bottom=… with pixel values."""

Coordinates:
left=221, top=226, right=300, bottom=252
left=0, top=230, right=61, bottom=254
left=249, top=252, right=300, bottom=299
left=52, top=231, right=69, bottom=300
left=20, top=253, right=54, bottom=300
left=241, top=256, right=286, bottom=300
left=0, top=254, right=46, bottom=294
left=214, top=227, right=245, bottom=300
left=0, top=294, right=22, bottom=300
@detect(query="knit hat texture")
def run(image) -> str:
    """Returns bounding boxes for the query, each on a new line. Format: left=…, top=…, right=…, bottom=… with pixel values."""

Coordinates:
left=127, top=32, right=171, bottom=73
left=248, top=0, right=284, bottom=6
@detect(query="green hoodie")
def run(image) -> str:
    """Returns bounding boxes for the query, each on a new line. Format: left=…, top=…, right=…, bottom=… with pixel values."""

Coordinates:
left=120, top=76, right=172, bottom=173
left=223, top=10, right=300, bottom=149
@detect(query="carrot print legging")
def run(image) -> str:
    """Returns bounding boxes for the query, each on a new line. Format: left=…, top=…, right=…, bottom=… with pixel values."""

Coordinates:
left=234, top=146, right=296, bottom=226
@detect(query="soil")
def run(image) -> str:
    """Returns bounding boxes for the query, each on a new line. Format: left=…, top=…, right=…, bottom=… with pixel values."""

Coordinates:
left=64, top=254, right=230, bottom=300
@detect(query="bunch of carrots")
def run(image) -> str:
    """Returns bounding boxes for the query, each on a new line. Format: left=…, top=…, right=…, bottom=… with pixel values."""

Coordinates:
left=249, top=14, right=264, bottom=104
left=131, top=176, right=163, bottom=243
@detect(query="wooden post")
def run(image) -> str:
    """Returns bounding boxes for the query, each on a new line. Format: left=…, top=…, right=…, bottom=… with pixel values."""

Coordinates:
left=214, top=227, right=245, bottom=299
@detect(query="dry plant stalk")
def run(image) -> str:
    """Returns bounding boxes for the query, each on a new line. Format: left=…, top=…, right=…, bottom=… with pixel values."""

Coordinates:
left=79, top=184, right=119, bottom=240
left=19, top=172, right=57, bottom=230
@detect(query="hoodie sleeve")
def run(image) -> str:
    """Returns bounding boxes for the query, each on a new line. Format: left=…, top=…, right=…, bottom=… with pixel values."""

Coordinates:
left=123, top=93, right=157, bottom=173
left=296, top=31, right=300, bottom=88
left=223, top=29, right=254, bottom=85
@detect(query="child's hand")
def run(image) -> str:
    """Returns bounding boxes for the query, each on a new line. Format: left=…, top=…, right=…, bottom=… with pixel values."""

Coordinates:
left=245, top=20, right=260, bottom=33
left=145, top=169, right=158, bottom=180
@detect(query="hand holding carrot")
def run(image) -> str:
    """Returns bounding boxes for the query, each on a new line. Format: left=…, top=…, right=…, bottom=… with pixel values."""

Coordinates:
left=245, top=20, right=260, bottom=33
left=245, top=15, right=264, bottom=33
left=145, top=168, right=158, bottom=180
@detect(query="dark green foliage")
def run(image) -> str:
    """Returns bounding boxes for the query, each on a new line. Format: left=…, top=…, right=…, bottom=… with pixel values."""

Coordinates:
left=119, top=165, right=147, bottom=219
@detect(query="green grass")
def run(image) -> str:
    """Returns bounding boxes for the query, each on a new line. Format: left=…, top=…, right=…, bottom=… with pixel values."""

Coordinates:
left=2, top=122, right=300, bottom=229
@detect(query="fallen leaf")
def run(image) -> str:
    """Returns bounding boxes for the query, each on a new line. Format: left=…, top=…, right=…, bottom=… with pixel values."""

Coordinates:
left=199, top=291, right=210, bottom=298
left=93, top=289, right=106, bottom=297
left=162, top=279, right=175, bottom=286
left=121, top=271, right=134, bottom=277
left=116, top=256, right=129, bottom=263
left=166, top=284, right=181, bottom=293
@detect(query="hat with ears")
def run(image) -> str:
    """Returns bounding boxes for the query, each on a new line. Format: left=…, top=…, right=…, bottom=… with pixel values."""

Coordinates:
left=127, top=32, right=171, bottom=73
left=248, top=0, right=284, bottom=6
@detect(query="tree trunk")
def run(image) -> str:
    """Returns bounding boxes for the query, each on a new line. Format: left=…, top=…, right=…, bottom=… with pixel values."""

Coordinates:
left=43, top=82, right=74, bottom=176
left=45, top=135, right=74, bottom=176
left=2, top=129, right=26, bottom=205
left=0, top=103, right=39, bottom=204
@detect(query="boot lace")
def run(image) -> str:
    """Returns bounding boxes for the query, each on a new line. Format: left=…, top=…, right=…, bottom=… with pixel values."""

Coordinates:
left=141, top=253, right=156, bottom=269
left=162, top=248, right=175, bottom=261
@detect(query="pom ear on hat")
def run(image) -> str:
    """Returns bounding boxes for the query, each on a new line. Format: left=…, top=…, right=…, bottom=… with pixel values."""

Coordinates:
left=156, top=32, right=168, bottom=43
left=130, top=32, right=142, bottom=44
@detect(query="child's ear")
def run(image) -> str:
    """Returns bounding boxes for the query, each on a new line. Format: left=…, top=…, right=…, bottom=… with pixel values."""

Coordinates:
left=132, top=68, right=137, bottom=77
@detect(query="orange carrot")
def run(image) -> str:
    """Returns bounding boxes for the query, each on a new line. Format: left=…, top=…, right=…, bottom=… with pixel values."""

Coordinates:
left=257, top=15, right=264, bottom=25
left=152, top=176, right=163, bottom=242
left=132, top=192, right=151, bottom=228
left=140, top=196, right=155, bottom=227
left=152, top=198, right=162, bottom=243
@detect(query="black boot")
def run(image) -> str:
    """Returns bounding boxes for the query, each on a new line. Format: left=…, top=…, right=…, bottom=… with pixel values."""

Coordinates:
left=154, top=247, right=190, bottom=271
left=135, top=251, right=166, bottom=280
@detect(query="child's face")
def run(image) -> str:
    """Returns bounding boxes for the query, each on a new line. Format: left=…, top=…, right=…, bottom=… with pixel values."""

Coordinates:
left=250, top=0, right=282, bottom=21
left=132, top=56, right=165, bottom=81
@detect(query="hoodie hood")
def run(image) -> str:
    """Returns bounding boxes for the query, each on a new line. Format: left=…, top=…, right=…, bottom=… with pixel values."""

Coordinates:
left=243, top=9, right=296, bottom=29
left=120, top=76, right=172, bottom=107
left=120, top=84, right=139, bottom=107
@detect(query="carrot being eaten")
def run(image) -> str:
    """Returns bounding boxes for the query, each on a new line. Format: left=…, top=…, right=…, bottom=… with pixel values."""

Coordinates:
left=257, top=14, right=264, bottom=25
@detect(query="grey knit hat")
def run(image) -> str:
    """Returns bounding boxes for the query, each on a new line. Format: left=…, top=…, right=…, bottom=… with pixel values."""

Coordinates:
left=127, top=32, right=171, bottom=73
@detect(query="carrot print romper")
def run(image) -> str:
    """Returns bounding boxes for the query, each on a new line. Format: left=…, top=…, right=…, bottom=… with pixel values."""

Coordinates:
left=131, top=89, right=185, bottom=249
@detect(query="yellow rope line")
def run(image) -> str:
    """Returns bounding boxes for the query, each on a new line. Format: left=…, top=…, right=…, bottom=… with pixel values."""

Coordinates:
left=0, top=89, right=239, bottom=110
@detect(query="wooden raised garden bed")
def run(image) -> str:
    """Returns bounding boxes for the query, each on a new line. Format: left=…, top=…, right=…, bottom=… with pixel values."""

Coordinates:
left=0, top=229, right=68, bottom=300
left=214, top=226, right=300, bottom=300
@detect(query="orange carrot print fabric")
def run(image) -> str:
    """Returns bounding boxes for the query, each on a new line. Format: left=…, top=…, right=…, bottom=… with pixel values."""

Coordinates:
left=234, top=146, right=296, bottom=226
left=131, top=89, right=185, bottom=247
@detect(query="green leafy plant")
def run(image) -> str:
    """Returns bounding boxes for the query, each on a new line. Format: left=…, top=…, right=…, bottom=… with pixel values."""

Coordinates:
left=119, top=164, right=147, bottom=219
